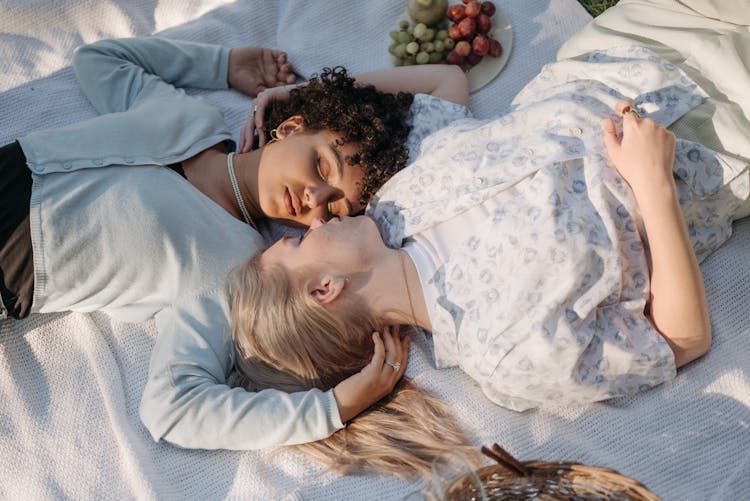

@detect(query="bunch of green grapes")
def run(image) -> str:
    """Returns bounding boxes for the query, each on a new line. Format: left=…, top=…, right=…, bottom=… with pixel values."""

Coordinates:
left=388, top=19, right=454, bottom=66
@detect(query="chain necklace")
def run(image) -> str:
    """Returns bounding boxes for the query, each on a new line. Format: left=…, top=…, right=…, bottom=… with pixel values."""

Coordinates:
left=226, top=152, right=256, bottom=228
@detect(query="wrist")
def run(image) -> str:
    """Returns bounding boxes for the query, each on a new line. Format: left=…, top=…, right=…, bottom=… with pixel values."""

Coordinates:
left=217, top=45, right=232, bottom=90
left=631, top=175, right=677, bottom=209
left=226, top=48, right=237, bottom=89
left=332, top=385, right=359, bottom=423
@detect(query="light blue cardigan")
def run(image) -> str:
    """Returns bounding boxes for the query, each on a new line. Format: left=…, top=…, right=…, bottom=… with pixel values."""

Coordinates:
left=18, top=37, right=343, bottom=449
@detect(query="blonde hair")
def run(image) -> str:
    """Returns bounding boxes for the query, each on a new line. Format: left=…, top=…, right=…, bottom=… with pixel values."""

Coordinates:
left=228, top=254, right=478, bottom=480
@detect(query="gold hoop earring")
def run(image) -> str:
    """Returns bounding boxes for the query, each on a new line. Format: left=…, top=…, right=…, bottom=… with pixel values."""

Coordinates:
left=268, top=128, right=280, bottom=144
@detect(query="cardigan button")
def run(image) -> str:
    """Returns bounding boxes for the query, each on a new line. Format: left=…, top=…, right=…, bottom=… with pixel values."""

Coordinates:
left=571, top=127, right=583, bottom=136
left=63, top=162, right=72, bottom=170
left=124, top=157, right=134, bottom=164
left=94, top=159, right=103, bottom=166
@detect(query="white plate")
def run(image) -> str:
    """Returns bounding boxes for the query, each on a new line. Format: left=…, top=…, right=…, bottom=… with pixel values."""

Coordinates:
left=392, top=2, right=513, bottom=93
left=463, top=2, right=512, bottom=92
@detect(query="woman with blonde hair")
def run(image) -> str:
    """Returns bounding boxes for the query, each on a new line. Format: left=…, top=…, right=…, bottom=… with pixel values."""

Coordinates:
left=229, top=45, right=750, bottom=478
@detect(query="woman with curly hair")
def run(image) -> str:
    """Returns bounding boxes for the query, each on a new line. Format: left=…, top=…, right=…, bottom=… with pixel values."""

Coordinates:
left=233, top=63, right=470, bottom=225
left=0, top=36, right=469, bottom=452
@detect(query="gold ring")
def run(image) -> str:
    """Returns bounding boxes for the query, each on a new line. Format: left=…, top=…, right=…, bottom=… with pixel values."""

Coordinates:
left=621, top=105, right=640, bottom=119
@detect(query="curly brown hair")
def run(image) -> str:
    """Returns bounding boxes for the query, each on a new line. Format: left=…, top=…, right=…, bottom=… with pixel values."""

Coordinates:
left=263, top=67, right=414, bottom=207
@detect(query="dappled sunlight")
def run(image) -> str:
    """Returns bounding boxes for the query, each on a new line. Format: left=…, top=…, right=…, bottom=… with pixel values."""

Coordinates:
left=529, top=0, right=590, bottom=48
left=0, top=2, right=137, bottom=91
left=2, top=0, right=748, bottom=499
left=0, top=0, right=235, bottom=93
left=153, top=0, right=234, bottom=33
left=704, top=370, right=750, bottom=411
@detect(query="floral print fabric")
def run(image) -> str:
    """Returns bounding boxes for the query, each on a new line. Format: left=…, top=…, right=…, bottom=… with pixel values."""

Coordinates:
left=404, top=92, right=473, bottom=162
left=368, top=46, right=750, bottom=411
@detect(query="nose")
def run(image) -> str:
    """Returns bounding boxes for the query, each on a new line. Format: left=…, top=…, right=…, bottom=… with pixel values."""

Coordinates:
left=309, top=217, right=326, bottom=229
left=303, top=184, right=337, bottom=210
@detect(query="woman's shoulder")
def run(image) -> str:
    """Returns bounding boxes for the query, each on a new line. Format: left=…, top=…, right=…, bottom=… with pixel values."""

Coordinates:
left=405, top=93, right=473, bottom=162
left=409, top=93, right=472, bottom=122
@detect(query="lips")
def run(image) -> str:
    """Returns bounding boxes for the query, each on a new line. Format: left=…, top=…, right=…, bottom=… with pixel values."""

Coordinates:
left=284, top=187, right=296, bottom=217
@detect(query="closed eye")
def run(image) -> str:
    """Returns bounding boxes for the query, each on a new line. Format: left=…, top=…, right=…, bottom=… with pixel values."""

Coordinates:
left=326, top=194, right=350, bottom=218
left=315, top=155, right=328, bottom=182
left=328, top=195, right=354, bottom=218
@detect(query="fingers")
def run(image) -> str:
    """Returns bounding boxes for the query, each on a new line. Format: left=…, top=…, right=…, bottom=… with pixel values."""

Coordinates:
left=381, top=326, right=399, bottom=374
left=616, top=100, right=642, bottom=132
left=239, top=114, right=257, bottom=153
left=264, top=50, right=295, bottom=87
left=396, top=335, right=410, bottom=379
left=382, top=325, right=397, bottom=356
left=261, top=50, right=280, bottom=89
left=332, top=328, right=409, bottom=422
left=614, top=99, right=634, bottom=115
left=370, top=331, right=386, bottom=367
left=238, top=124, right=248, bottom=153
left=239, top=113, right=252, bottom=153
left=274, top=52, right=296, bottom=85
left=240, top=91, right=270, bottom=153
left=282, top=67, right=296, bottom=85
left=255, top=105, right=266, bottom=147
left=277, top=61, right=295, bottom=83
left=381, top=325, right=410, bottom=379
left=371, top=327, right=405, bottom=378
left=235, top=48, right=295, bottom=152
left=254, top=89, right=274, bottom=149
left=238, top=126, right=245, bottom=153
left=601, top=118, right=620, bottom=158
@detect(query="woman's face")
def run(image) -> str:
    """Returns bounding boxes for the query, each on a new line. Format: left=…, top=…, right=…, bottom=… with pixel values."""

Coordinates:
left=257, top=128, right=366, bottom=228
left=261, top=215, right=384, bottom=279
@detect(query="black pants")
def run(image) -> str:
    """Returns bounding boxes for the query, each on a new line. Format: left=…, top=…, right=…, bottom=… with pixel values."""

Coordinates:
left=0, top=141, right=34, bottom=319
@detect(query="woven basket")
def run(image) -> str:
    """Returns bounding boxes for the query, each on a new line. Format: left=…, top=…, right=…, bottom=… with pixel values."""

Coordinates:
left=439, top=444, right=661, bottom=501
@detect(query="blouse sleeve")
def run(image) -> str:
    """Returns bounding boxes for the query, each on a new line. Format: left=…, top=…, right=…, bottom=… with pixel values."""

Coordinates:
left=140, top=291, right=344, bottom=450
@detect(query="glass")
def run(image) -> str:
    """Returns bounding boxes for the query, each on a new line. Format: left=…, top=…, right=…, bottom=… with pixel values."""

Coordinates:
left=403, top=451, right=487, bottom=500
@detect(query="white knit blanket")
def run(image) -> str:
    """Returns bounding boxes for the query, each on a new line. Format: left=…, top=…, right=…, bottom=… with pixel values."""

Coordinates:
left=2, top=1, right=748, bottom=499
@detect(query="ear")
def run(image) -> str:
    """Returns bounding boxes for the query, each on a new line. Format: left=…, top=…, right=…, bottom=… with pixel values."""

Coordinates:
left=276, top=115, right=306, bottom=139
left=308, top=274, right=347, bottom=305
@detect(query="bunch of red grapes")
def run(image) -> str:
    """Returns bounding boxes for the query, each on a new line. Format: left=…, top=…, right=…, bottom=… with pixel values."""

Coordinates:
left=445, top=0, right=502, bottom=68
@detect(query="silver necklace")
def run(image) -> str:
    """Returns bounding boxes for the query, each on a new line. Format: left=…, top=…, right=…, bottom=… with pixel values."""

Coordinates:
left=399, top=250, right=418, bottom=327
left=226, top=152, right=256, bottom=228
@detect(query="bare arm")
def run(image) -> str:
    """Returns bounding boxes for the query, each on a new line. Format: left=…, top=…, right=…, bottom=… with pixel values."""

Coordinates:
left=347, top=64, right=469, bottom=106
left=239, top=64, right=469, bottom=152
left=602, top=102, right=711, bottom=368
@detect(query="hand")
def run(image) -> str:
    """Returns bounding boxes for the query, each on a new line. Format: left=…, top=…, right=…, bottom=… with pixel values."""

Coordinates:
left=227, top=46, right=296, bottom=98
left=332, top=326, right=411, bottom=423
left=238, top=83, right=299, bottom=153
left=602, top=100, right=677, bottom=200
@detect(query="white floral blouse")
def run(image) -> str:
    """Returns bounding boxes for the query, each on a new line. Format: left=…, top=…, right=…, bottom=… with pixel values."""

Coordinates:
left=367, top=46, right=750, bottom=411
